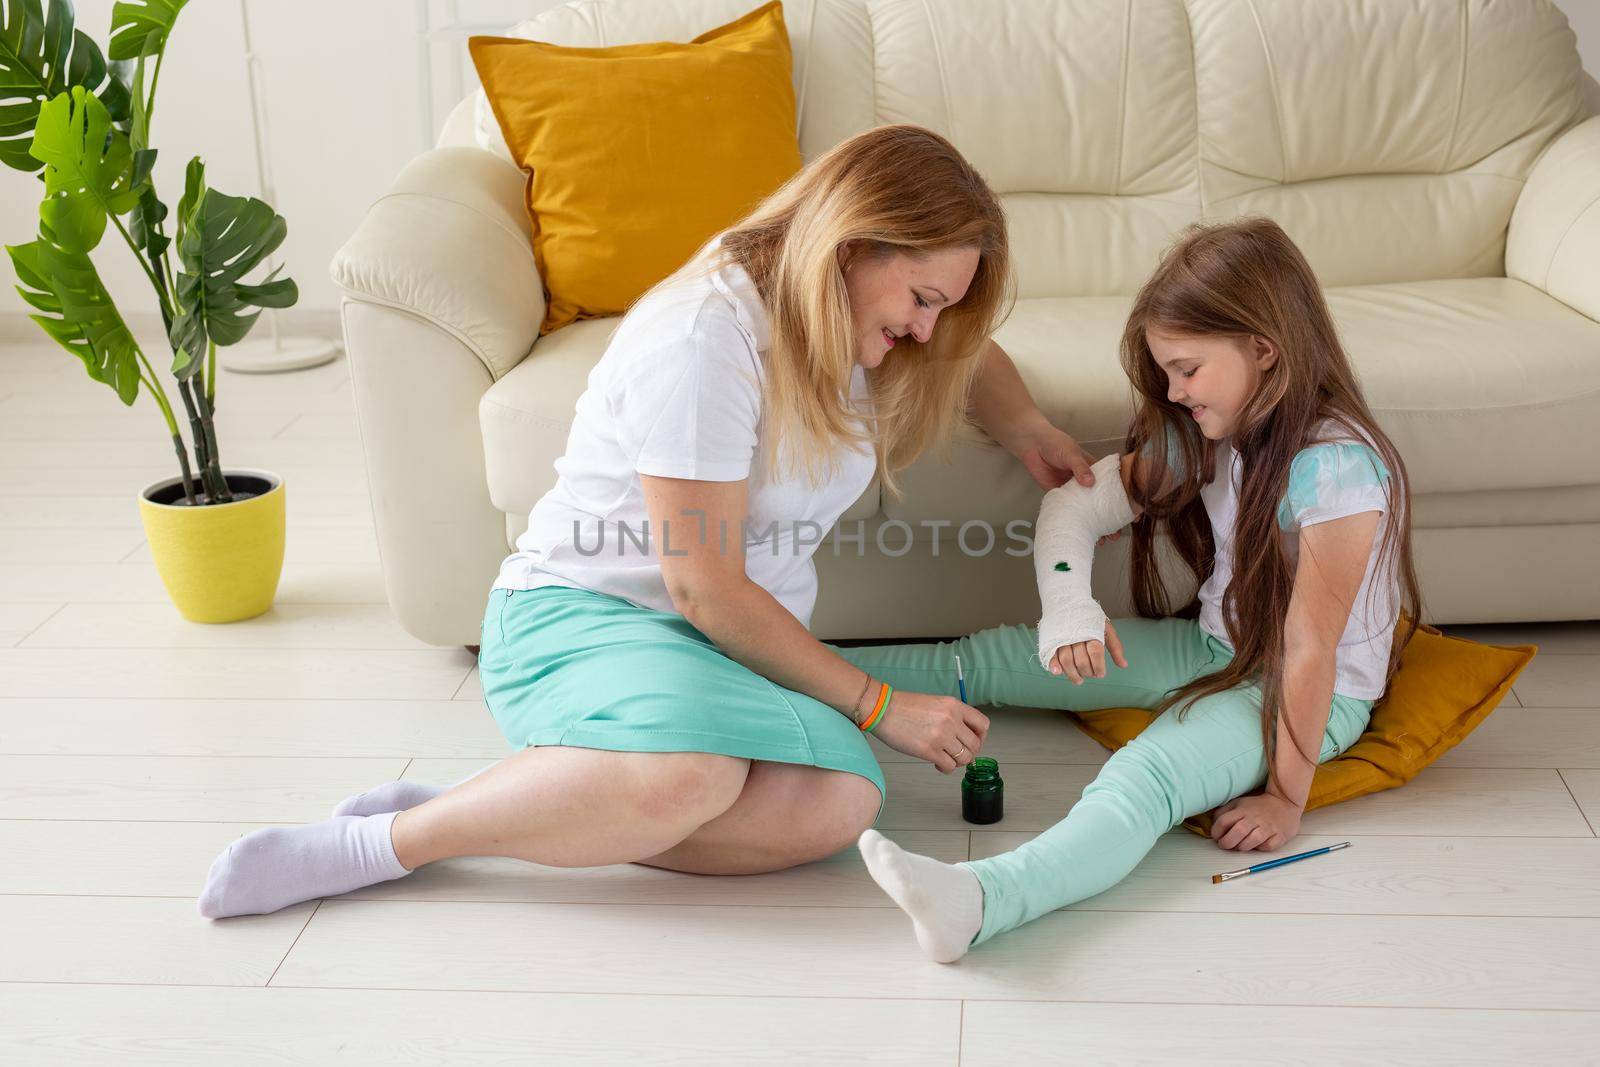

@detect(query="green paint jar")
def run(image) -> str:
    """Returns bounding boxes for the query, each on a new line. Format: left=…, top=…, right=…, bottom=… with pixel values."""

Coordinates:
left=961, top=757, right=1003, bottom=825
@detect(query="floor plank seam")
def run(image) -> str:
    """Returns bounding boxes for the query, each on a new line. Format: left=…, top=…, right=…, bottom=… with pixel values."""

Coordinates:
left=10, top=891, right=1600, bottom=919
left=8, top=645, right=452, bottom=654
left=0, top=825, right=316, bottom=831
left=0, top=753, right=511, bottom=759
left=265, top=899, right=323, bottom=988
left=197, top=983, right=1600, bottom=1012
left=5, top=977, right=1600, bottom=1016
left=0, top=694, right=497, bottom=703
left=0, top=978, right=967, bottom=1002
left=1555, top=770, right=1597, bottom=837
left=9, top=602, right=67, bottom=648
left=243, top=899, right=1600, bottom=919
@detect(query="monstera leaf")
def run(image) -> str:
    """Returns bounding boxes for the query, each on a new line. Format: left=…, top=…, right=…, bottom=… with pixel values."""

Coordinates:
left=0, top=0, right=130, bottom=173
left=29, top=85, right=146, bottom=254
left=7, top=222, right=143, bottom=404
left=127, top=181, right=168, bottom=261
left=168, top=157, right=297, bottom=378
left=108, top=0, right=189, bottom=60
left=122, top=46, right=167, bottom=260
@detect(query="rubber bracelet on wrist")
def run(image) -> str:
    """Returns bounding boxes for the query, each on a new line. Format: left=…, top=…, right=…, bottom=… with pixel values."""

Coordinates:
left=859, top=682, right=892, bottom=733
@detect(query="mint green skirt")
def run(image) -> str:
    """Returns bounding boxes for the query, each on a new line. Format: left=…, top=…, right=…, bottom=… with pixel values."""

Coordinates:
left=478, top=586, right=887, bottom=814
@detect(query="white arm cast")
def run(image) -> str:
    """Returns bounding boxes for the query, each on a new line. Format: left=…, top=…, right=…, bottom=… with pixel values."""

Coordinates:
left=1033, top=451, right=1135, bottom=669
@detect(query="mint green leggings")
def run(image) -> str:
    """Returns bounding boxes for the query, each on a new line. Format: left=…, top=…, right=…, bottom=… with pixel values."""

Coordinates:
left=828, top=616, right=1373, bottom=947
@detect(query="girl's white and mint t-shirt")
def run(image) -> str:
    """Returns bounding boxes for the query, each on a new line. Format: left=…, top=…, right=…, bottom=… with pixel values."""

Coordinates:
left=1195, top=420, right=1401, bottom=699
left=493, top=253, right=877, bottom=631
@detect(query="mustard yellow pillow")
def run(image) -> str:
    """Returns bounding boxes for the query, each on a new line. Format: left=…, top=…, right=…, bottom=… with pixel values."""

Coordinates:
left=1067, top=622, right=1536, bottom=836
left=469, top=2, right=803, bottom=335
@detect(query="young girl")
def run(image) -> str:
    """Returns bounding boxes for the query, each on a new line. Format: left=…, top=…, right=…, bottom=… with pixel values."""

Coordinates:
left=846, top=216, right=1423, bottom=962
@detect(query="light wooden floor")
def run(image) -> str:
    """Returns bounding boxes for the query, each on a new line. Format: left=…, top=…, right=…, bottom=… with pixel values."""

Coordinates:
left=3, top=336, right=1598, bottom=1064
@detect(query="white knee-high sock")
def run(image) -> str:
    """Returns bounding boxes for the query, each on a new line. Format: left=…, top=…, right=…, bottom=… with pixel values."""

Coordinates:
left=1034, top=451, right=1134, bottom=668
left=197, top=811, right=411, bottom=919
left=858, top=829, right=984, bottom=963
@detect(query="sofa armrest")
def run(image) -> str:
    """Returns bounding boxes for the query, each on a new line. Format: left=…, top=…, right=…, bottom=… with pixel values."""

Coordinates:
left=330, top=146, right=543, bottom=380
left=1507, top=116, right=1600, bottom=322
left=339, top=300, right=510, bottom=647
left=329, top=146, right=542, bottom=647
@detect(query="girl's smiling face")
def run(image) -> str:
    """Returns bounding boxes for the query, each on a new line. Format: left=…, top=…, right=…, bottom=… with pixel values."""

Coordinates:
left=841, top=245, right=980, bottom=369
left=1147, top=327, right=1279, bottom=439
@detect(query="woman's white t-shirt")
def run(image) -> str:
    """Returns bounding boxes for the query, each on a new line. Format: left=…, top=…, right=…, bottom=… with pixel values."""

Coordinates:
left=493, top=256, right=877, bottom=631
left=1195, top=420, right=1401, bottom=699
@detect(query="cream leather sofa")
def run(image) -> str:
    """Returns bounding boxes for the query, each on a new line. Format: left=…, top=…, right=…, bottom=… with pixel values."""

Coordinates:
left=332, top=0, right=1600, bottom=647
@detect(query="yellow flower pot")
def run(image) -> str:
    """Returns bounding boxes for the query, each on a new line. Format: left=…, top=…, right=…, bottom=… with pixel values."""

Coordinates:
left=138, top=469, right=286, bottom=623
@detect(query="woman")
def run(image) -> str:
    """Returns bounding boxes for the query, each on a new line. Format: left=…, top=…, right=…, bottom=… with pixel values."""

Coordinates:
left=196, top=124, right=1103, bottom=917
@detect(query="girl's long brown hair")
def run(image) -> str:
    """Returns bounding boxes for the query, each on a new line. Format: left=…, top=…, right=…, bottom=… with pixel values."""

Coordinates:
left=1121, top=217, right=1423, bottom=790
left=700, top=124, right=1013, bottom=498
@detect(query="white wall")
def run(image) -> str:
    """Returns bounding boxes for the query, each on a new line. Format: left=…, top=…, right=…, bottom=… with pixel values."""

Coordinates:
left=1, top=0, right=1597, bottom=321
left=1571, top=0, right=1600, bottom=75
left=0, top=0, right=563, bottom=324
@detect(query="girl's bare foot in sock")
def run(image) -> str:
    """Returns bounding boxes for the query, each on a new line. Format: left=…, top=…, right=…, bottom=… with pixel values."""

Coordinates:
left=857, top=829, right=983, bottom=963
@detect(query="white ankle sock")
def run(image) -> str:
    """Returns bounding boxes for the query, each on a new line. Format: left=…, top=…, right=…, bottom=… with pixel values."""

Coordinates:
left=857, top=829, right=984, bottom=963
left=331, top=780, right=444, bottom=818
left=197, top=811, right=411, bottom=919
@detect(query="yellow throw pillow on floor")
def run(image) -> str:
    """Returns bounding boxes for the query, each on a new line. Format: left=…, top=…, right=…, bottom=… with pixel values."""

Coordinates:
left=1067, top=621, right=1536, bottom=836
left=470, top=1, right=803, bottom=335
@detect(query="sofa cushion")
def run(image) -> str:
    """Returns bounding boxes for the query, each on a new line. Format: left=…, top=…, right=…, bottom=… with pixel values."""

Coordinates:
left=1185, top=0, right=1588, bottom=289
left=479, top=318, right=881, bottom=524
left=867, top=0, right=1588, bottom=297
left=883, top=276, right=1600, bottom=528
left=469, top=2, right=802, bottom=334
left=484, top=276, right=1598, bottom=533
left=472, top=0, right=876, bottom=165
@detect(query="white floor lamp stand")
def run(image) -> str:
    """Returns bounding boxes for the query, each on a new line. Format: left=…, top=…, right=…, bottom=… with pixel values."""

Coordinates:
left=220, top=0, right=339, bottom=375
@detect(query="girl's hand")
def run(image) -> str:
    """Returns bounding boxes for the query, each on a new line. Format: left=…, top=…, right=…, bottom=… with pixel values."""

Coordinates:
left=1047, top=620, right=1129, bottom=684
left=871, top=691, right=991, bottom=774
left=1211, top=792, right=1303, bottom=852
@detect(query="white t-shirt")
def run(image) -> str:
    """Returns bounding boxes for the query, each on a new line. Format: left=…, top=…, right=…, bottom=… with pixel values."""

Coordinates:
left=493, top=254, right=878, bottom=630
left=1195, top=420, right=1401, bottom=699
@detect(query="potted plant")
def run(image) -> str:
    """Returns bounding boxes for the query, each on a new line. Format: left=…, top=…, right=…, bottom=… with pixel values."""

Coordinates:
left=3, top=0, right=299, bottom=623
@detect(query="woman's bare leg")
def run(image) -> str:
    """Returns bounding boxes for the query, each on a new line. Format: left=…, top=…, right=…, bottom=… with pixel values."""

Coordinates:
left=390, top=746, right=751, bottom=870
left=633, top=761, right=881, bottom=875
left=196, top=747, right=753, bottom=919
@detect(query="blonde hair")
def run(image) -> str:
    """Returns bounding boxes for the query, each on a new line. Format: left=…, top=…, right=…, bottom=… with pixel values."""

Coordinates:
left=669, top=124, right=1013, bottom=498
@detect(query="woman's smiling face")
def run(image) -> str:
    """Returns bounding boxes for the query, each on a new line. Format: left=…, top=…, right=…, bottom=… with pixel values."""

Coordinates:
left=841, top=245, right=980, bottom=369
left=1146, top=327, right=1278, bottom=439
